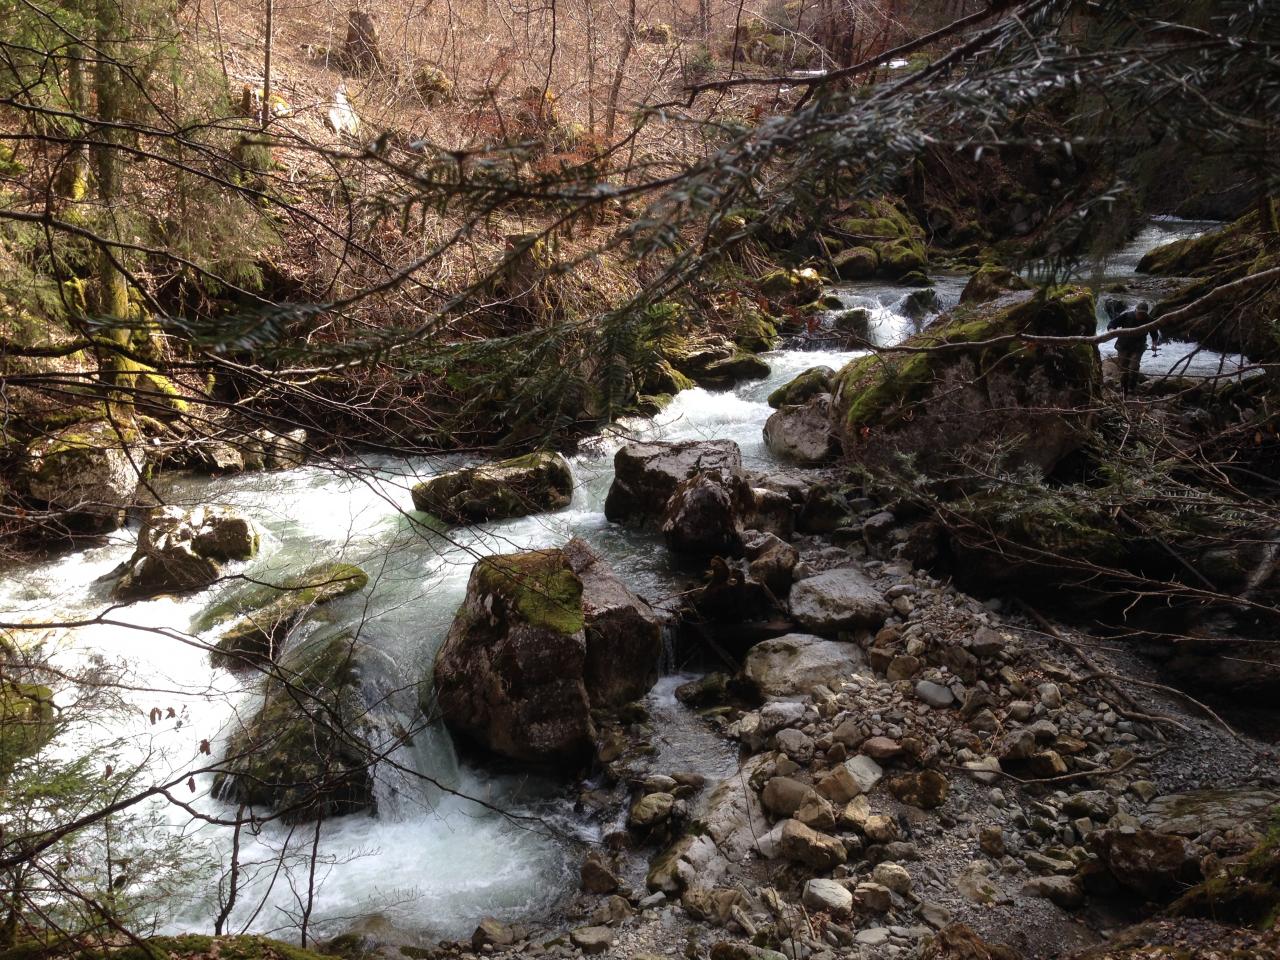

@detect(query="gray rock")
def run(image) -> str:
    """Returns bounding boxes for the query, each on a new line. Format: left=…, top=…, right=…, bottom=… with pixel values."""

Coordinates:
left=742, top=634, right=867, bottom=698
left=789, top=568, right=891, bottom=635
left=844, top=755, right=884, bottom=793
left=605, top=439, right=743, bottom=525
left=802, top=878, right=853, bottom=917
left=763, top=394, right=836, bottom=466
left=914, top=680, right=955, bottom=709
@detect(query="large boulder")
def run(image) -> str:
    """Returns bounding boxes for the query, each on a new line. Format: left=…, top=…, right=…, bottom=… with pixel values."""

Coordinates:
left=763, top=394, right=836, bottom=465
left=431, top=540, right=661, bottom=767
left=604, top=440, right=743, bottom=526
left=788, top=567, right=890, bottom=635
left=195, top=562, right=370, bottom=671
left=23, top=421, right=140, bottom=530
left=411, top=451, right=573, bottom=524
left=113, top=506, right=260, bottom=601
left=214, top=633, right=399, bottom=820
left=742, top=633, right=867, bottom=697
left=661, top=469, right=751, bottom=557
left=831, top=287, right=1100, bottom=477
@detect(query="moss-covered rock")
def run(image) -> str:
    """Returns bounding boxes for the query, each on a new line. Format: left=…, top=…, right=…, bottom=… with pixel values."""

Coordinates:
left=214, top=633, right=393, bottom=820
left=756, top=267, right=821, bottom=306
left=197, top=562, right=370, bottom=671
left=1137, top=203, right=1280, bottom=361
left=1169, top=814, right=1280, bottom=930
left=960, top=263, right=1032, bottom=304
left=22, top=421, right=140, bottom=531
left=768, top=366, right=834, bottom=409
left=831, top=287, right=1100, bottom=476
left=827, top=199, right=929, bottom=282
left=410, top=451, right=573, bottom=524
left=697, top=352, right=771, bottom=389
left=431, top=541, right=661, bottom=768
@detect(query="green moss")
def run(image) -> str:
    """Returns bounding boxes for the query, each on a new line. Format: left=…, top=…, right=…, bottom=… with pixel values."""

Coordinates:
left=768, top=365, right=834, bottom=409
left=475, top=549, right=584, bottom=636
left=198, top=564, right=368, bottom=669
left=410, top=451, right=573, bottom=524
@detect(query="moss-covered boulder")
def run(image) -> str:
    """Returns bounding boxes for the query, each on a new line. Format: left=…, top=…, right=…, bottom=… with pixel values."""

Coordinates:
left=431, top=540, right=661, bottom=768
left=669, top=337, right=771, bottom=390
left=1137, top=204, right=1280, bottom=361
left=22, top=421, right=140, bottom=531
left=214, top=633, right=396, bottom=820
left=113, top=506, right=260, bottom=601
left=757, top=267, right=822, bottom=306
left=960, top=263, right=1031, bottom=304
left=196, top=562, right=370, bottom=671
left=698, top=352, right=771, bottom=389
left=830, top=287, right=1100, bottom=476
left=768, top=366, right=834, bottom=409
left=1170, top=814, right=1280, bottom=930
left=0, top=679, right=54, bottom=778
left=826, top=199, right=928, bottom=282
left=410, top=451, right=573, bottom=524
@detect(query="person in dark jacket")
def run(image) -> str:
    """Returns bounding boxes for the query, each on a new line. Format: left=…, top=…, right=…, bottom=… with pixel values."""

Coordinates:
left=1108, top=300, right=1158, bottom=396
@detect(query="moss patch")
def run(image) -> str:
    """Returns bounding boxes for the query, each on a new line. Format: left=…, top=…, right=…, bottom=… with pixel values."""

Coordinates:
left=474, top=549, right=584, bottom=636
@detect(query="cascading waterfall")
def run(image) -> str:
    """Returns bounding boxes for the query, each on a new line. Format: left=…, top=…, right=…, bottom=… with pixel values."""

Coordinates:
left=1, top=220, right=1244, bottom=942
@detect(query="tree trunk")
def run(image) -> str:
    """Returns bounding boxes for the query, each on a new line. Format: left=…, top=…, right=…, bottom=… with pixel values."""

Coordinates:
left=604, top=0, right=636, bottom=143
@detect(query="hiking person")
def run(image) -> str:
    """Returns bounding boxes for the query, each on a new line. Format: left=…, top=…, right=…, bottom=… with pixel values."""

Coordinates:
left=1107, top=300, right=1159, bottom=396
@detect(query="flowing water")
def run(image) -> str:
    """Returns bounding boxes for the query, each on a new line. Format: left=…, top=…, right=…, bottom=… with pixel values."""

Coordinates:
left=0, top=220, right=1247, bottom=942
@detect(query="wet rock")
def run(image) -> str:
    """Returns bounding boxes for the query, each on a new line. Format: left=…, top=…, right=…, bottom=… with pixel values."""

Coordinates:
left=580, top=850, right=619, bottom=894
left=661, top=469, right=750, bottom=557
left=746, top=533, right=800, bottom=596
left=768, top=366, right=834, bottom=409
left=199, top=561, right=369, bottom=671
left=887, top=770, right=950, bottom=810
left=630, top=791, right=675, bottom=828
left=959, top=263, right=1031, bottom=305
left=788, top=568, right=891, bottom=635
left=214, top=633, right=394, bottom=821
left=741, top=633, right=867, bottom=698
left=763, top=394, right=836, bottom=465
left=744, top=486, right=795, bottom=539
left=472, top=918, right=519, bottom=950
left=409, top=451, right=573, bottom=524
left=675, top=672, right=731, bottom=708
left=803, top=878, right=853, bottom=917
left=604, top=439, right=743, bottom=526
left=432, top=541, right=660, bottom=768
left=113, top=506, right=259, bottom=601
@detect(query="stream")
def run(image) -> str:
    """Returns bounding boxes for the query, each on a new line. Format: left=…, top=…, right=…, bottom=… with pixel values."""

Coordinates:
left=0, top=219, right=1246, bottom=943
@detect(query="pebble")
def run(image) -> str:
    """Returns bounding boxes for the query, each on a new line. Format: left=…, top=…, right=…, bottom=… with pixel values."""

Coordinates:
left=914, top=680, right=955, bottom=708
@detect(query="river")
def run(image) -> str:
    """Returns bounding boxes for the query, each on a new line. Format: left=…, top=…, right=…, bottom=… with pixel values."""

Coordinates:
left=0, top=220, right=1243, bottom=943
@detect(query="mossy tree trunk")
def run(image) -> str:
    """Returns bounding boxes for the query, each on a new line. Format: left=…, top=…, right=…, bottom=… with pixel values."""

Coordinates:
left=90, top=0, right=142, bottom=411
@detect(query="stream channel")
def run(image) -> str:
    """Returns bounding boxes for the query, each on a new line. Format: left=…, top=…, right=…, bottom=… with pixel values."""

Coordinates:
left=0, top=219, right=1248, bottom=942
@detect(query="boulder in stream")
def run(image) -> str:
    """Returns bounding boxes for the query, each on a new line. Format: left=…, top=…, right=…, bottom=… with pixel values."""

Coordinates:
left=112, top=506, right=260, bottom=601
left=410, top=451, right=573, bottom=524
left=431, top=538, right=661, bottom=768
left=214, top=632, right=398, bottom=820
left=763, top=394, right=837, bottom=466
left=195, top=561, right=370, bottom=670
left=661, top=469, right=752, bottom=557
left=768, top=366, right=834, bottom=409
left=605, top=439, right=743, bottom=526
